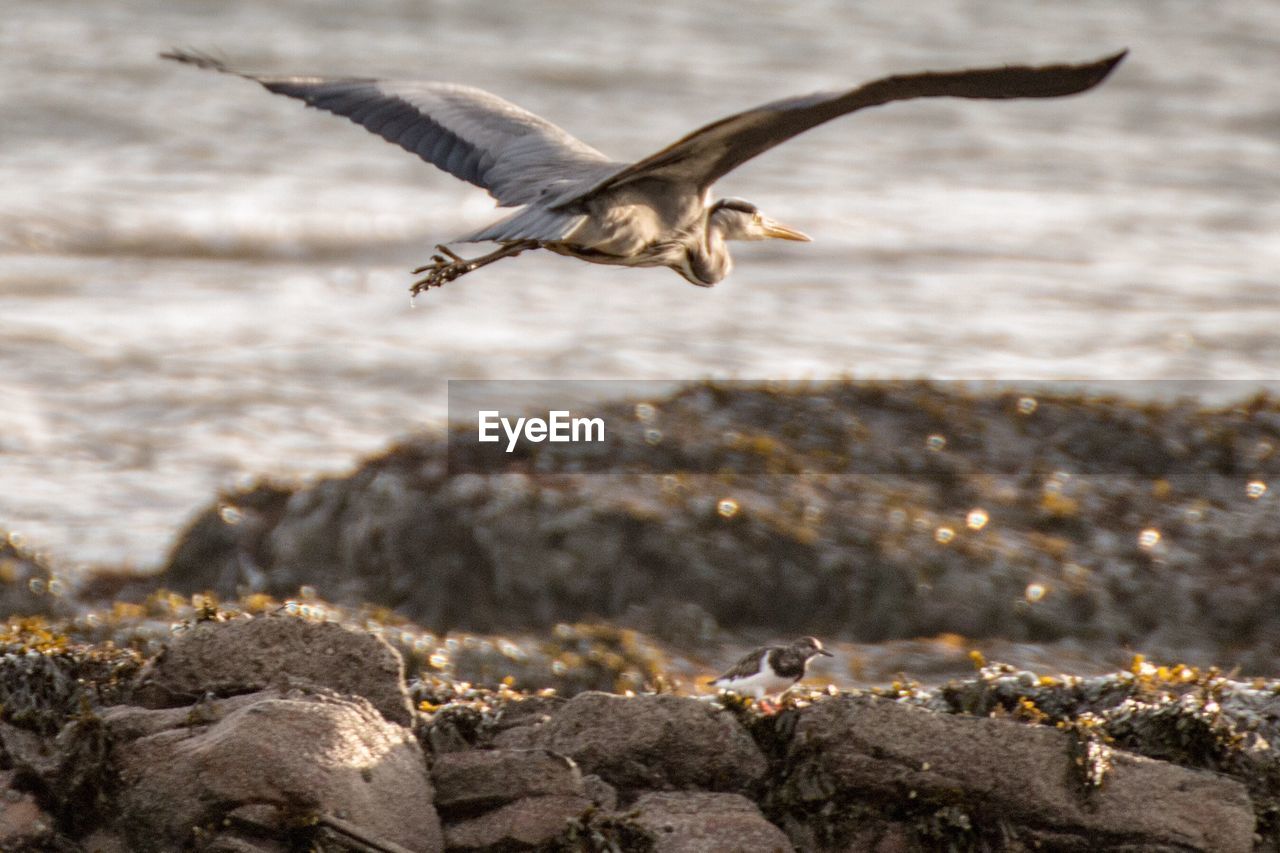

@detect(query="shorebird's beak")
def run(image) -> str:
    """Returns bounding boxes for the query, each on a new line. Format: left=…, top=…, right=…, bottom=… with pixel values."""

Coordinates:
left=817, top=648, right=833, bottom=657
left=761, top=217, right=812, bottom=242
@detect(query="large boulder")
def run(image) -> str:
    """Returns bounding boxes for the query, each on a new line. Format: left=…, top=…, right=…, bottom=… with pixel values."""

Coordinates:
left=157, top=381, right=1280, bottom=674
left=105, top=689, right=441, bottom=852
left=495, top=692, right=766, bottom=794
left=133, top=614, right=413, bottom=725
left=773, top=694, right=1255, bottom=852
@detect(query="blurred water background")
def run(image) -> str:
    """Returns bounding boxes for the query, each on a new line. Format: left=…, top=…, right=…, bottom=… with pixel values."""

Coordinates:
left=1, top=0, right=1278, bottom=569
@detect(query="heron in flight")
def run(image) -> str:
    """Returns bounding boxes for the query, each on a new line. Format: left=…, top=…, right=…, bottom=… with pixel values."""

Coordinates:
left=163, top=49, right=1125, bottom=294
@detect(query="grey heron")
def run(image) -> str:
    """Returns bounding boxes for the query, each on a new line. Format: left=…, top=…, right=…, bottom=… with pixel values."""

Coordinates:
left=162, top=49, right=1125, bottom=294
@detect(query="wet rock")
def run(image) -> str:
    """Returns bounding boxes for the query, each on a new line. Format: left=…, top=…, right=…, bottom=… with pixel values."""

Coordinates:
left=581, top=773, right=618, bottom=811
left=0, top=642, right=141, bottom=838
left=772, top=694, right=1255, bottom=852
left=445, top=622, right=671, bottom=696
left=0, top=642, right=140, bottom=738
left=80, top=828, right=131, bottom=853
left=155, top=381, right=1280, bottom=674
left=133, top=614, right=413, bottom=725
left=442, top=794, right=592, bottom=851
left=598, top=791, right=791, bottom=852
left=162, top=482, right=293, bottom=597
left=0, top=770, right=56, bottom=849
left=105, top=689, right=441, bottom=852
left=498, top=692, right=766, bottom=794
left=431, top=748, right=583, bottom=817
left=0, top=722, right=59, bottom=781
left=0, top=533, right=70, bottom=618
left=910, top=660, right=1280, bottom=844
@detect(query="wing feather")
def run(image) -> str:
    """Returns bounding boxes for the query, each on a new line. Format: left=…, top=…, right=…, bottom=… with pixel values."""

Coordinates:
left=558, top=51, right=1126, bottom=208
left=712, top=649, right=770, bottom=684
left=161, top=49, right=619, bottom=207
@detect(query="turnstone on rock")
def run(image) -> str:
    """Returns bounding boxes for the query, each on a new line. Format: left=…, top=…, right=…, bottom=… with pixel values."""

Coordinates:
left=711, top=637, right=833, bottom=708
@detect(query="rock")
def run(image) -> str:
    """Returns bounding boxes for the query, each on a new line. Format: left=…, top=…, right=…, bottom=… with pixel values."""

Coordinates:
left=774, top=694, right=1255, bottom=852
left=499, top=692, right=766, bottom=794
left=581, top=774, right=618, bottom=811
left=443, top=794, right=592, bottom=851
left=0, top=532, right=71, bottom=618
left=153, top=381, right=1280, bottom=674
left=431, top=748, right=583, bottom=817
left=0, top=770, right=56, bottom=848
left=446, top=622, right=670, bottom=696
left=106, top=689, right=441, bottom=852
left=0, top=722, right=59, bottom=781
left=162, top=481, right=292, bottom=597
left=80, top=829, right=131, bottom=853
left=134, top=614, right=413, bottom=725
left=599, top=791, right=791, bottom=853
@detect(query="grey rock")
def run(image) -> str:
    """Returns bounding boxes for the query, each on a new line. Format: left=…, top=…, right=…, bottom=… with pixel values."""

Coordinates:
left=157, top=382, right=1280, bottom=674
left=80, top=829, right=131, bottom=853
left=509, top=692, right=766, bottom=794
left=443, top=794, right=592, bottom=851
left=0, top=768, right=56, bottom=848
left=0, top=722, right=59, bottom=781
left=107, top=689, right=441, bottom=852
left=776, top=694, right=1255, bottom=852
left=0, top=533, right=71, bottom=619
left=134, top=615, right=413, bottom=724
left=431, top=748, right=582, bottom=817
left=602, top=791, right=791, bottom=853
left=581, top=774, right=618, bottom=811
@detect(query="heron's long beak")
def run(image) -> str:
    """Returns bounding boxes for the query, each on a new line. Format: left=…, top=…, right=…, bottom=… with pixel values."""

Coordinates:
left=762, top=217, right=812, bottom=242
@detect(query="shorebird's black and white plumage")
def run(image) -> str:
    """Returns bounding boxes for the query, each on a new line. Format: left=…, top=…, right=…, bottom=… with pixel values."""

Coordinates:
left=161, top=49, right=1126, bottom=293
left=711, top=636, right=833, bottom=701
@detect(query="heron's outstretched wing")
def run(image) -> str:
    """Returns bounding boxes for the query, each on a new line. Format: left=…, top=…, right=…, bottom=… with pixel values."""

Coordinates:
left=161, top=50, right=618, bottom=207
left=557, top=51, right=1126, bottom=208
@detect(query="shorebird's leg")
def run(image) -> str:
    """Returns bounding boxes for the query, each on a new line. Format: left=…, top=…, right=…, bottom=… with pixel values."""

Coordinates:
left=410, top=241, right=538, bottom=295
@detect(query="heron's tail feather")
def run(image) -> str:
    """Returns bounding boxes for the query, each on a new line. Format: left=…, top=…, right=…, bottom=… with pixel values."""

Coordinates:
left=459, top=206, right=586, bottom=244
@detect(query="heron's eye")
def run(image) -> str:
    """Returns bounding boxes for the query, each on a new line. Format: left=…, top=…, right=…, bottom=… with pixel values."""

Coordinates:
left=752, top=214, right=762, bottom=225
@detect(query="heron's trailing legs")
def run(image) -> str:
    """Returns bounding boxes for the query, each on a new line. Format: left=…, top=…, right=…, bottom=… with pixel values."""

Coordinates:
left=410, top=240, right=538, bottom=295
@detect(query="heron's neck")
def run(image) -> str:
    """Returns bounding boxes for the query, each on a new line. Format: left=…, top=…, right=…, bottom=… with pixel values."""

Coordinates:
left=686, top=219, right=733, bottom=286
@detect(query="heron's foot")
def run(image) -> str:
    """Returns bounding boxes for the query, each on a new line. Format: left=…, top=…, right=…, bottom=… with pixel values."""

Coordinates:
left=409, top=245, right=470, bottom=295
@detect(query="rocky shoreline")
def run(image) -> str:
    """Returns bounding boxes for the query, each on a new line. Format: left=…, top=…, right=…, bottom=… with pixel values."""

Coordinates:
left=0, top=607, right=1273, bottom=851
left=4, top=380, right=1280, bottom=850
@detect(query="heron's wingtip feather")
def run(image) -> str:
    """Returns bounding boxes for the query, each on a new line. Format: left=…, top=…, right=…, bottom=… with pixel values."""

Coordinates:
left=160, top=48, right=239, bottom=77
left=1098, top=49, right=1128, bottom=78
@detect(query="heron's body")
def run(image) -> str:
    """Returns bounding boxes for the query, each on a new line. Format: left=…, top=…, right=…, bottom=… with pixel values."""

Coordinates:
left=162, top=49, right=1126, bottom=293
left=534, top=187, right=738, bottom=286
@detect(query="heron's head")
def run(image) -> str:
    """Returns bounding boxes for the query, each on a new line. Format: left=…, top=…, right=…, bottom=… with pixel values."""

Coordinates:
left=709, top=198, right=811, bottom=243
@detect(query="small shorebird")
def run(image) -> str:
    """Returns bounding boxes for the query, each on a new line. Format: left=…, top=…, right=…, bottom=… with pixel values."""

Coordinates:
left=161, top=50, right=1125, bottom=293
left=711, top=637, right=833, bottom=709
